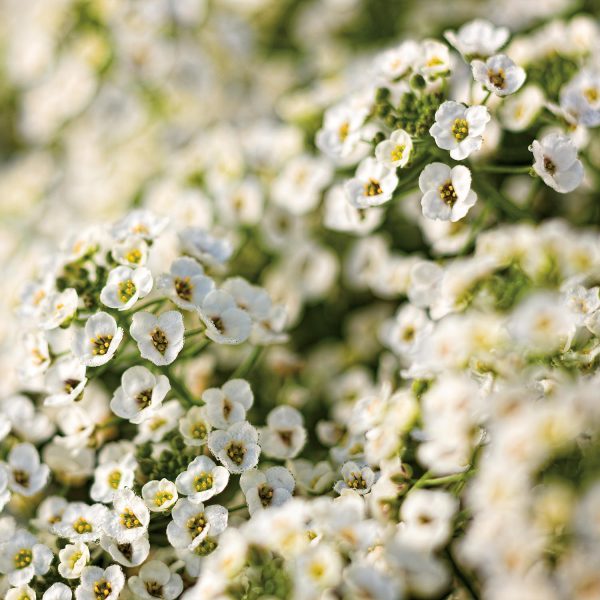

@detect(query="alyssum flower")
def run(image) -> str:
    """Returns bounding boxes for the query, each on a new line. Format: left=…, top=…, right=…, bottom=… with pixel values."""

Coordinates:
left=418, top=162, right=478, bottom=222
left=175, top=455, right=230, bottom=503
left=471, top=54, right=526, bottom=96
left=529, top=133, right=584, bottom=194
left=344, top=157, right=399, bottom=208
left=99, top=265, right=153, bottom=311
left=166, top=498, right=228, bottom=550
left=157, top=257, right=215, bottom=310
left=130, top=310, right=185, bottom=366
left=208, top=421, right=261, bottom=474
left=72, top=312, right=123, bottom=367
left=444, top=19, right=509, bottom=60
left=375, top=129, right=413, bottom=169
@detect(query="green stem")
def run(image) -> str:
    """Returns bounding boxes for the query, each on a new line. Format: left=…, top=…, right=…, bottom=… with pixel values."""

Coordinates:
left=232, top=346, right=265, bottom=379
left=473, top=176, right=533, bottom=221
left=416, top=473, right=467, bottom=487
left=180, top=338, right=211, bottom=360
left=184, top=327, right=205, bottom=339
left=166, top=370, right=200, bottom=407
left=128, top=298, right=166, bottom=314
left=411, top=471, right=432, bottom=489
left=228, top=503, right=247, bottom=513
left=481, top=90, right=491, bottom=106
left=473, top=165, right=531, bottom=174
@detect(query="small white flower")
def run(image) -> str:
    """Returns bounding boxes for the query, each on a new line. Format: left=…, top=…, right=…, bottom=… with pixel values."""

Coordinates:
left=157, top=257, right=215, bottom=310
left=35, top=497, right=68, bottom=531
left=294, top=544, right=343, bottom=598
left=429, top=101, right=490, bottom=160
left=375, top=40, right=421, bottom=80
left=6, top=585, right=36, bottom=600
left=374, top=129, right=413, bottom=169
left=179, top=227, right=232, bottom=269
left=141, top=479, right=178, bottom=512
left=565, top=285, right=600, bottom=325
left=0, top=528, right=52, bottom=585
left=316, top=100, right=370, bottom=161
left=128, top=560, right=184, bottom=600
left=58, top=542, right=89, bottom=579
left=90, top=451, right=137, bottom=503
left=471, top=54, right=526, bottom=96
left=103, top=488, right=150, bottom=543
left=72, top=312, right=123, bottom=367
left=112, top=209, right=168, bottom=241
left=380, top=304, right=432, bottom=357
left=202, top=379, right=254, bottom=429
left=166, top=498, right=228, bottom=550
left=75, top=565, right=125, bottom=600
left=175, top=455, right=230, bottom=503
left=334, top=461, right=376, bottom=496
left=418, top=40, right=450, bottom=78
left=344, top=157, right=399, bottom=208
left=130, top=310, right=185, bottom=366
left=110, top=365, right=171, bottom=423
left=419, top=162, right=477, bottom=222
left=240, top=466, right=295, bottom=515
left=198, top=289, right=252, bottom=345
left=110, top=235, right=149, bottom=267
left=500, top=85, right=545, bottom=131
left=53, top=502, right=108, bottom=543
left=43, top=582, right=73, bottom=600
left=100, top=266, right=153, bottom=311
left=3, top=442, right=50, bottom=497
left=208, top=421, right=261, bottom=474
left=43, top=357, right=87, bottom=407
left=260, top=405, right=307, bottom=460
left=134, top=400, right=183, bottom=444
left=21, top=331, right=51, bottom=377
left=444, top=19, right=509, bottom=59
left=399, top=489, right=458, bottom=551
left=99, top=535, right=150, bottom=567
left=323, top=184, right=385, bottom=235
left=179, top=406, right=212, bottom=447
left=38, top=288, right=78, bottom=330
left=529, top=133, right=584, bottom=193
left=221, top=277, right=271, bottom=322
left=560, top=69, right=600, bottom=127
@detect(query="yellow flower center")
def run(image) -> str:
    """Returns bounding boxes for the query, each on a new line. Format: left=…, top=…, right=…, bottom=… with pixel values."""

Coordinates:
left=338, top=122, right=350, bottom=141
left=93, top=579, right=112, bottom=600
left=174, top=276, right=193, bottom=301
left=120, top=508, right=142, bottom=529
left=150, top=328, right=168, bottom=354
left=154, top=490, right=174, bottom=507
left=108, top=470, right=122, bottom=489
left=439, top=181, right=458, bottom=206
left=13, top=548, right=32, bottom=569
left=451, top=118, right=469, bottom=141
left=194, top=472, right=214, bottom=492
left=117, top=279, right=137, bottom=303
left=186, top=513, right=207, bottom=538
left=90, top=334, right=113, bottom=356
left=488, top=67, right=505, bottom=89
left=226, top=441, right=246, bottom=466
left=73, top=517, right=93, bottom=534
left=391, top=144, right=405, bottom=162
left=363, top=178, right=382, bottom=197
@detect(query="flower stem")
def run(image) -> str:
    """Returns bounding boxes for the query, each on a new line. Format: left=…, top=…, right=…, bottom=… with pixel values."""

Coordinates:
left=473, top=165, right=531, bottom=174
left=232, top=346, right=265, bottom=379
left=228, top=503, right=247, bottom=513
left=184, top=327, right=205, bottom=339
left=481, top=91, right=491, bottom=105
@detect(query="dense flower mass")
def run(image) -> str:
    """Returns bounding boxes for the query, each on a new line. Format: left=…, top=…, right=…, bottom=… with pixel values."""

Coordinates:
left=3, top=1, right=600, bottom=599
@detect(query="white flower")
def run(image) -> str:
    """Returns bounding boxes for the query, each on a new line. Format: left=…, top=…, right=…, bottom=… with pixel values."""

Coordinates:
left=0, top=528, right=52, bottom=585
left=316, top=100, right=370, bottom=161
left=72, top=312, right=123, bottom=367
left=508, top=292, right=576, bottom=353
left=323, top=184, right=385, bottom=235
left=90, top=451, right=137, bottom=503
left=419, top=163, right=477, bottom=222
left=128, top=560, right=183, bottom=600
left=110, top=366, right=171, bottom=423
left=58, top=542, right=89, bottom=579
left=179, top=406, right=212, bottom=447
left=6, top=585, right=36, bottom=600
left=130, top=310, right=185, bottom=366
left=380, top=304, right=432, bottom=357
left=176, top=455, right=230, bottom=503
left=399, top=489, right=458, bottom=551
left=38, top=288, right=78, bottom=330
left=198, top=289, right=252, bottom=345
left=110, top=236, right=149, bottom=267
left=142, top=479, right=178, bottom=512
left=471, top=54, right=526, bottom=96
left=202, top=379, right=254, bottom=429
left=43, top=582, right=72, bottom=600
left=53, top=502, right=108, bottom=543
left=260, top=405, right=307, bottom=460
left=99, top=535, right=150, bottom=567
left=179, top=227, right=233, bottom=269
left=444, top=19, right=509, bottom=59
left=375, top=40, right=421, bottom=80
left=240, top=466, right=295, bottom=515
left=35, top=497, right=68, bottom=531
left=344, top=157, right=399, bottom=208
left=334, top=461, right=376, bottom=495
left=21, top=331, right=50, bottom=377
left=560, top=69, right=600, bottom=127
left=75, top=565, right=125, bottom=600
left=221, top=277, right=271, bottom=322
left=103, top=488, right=150, bottom=543
left=429, top=101, right=490, bottom=160
left=134, top=400, right=183, bottom=444
left=344, top=564, right=400, bottom=600
left=166, top=498, right=228, bottom=550
left=418, top=40, right=450, bottom=79
left=112, top=209, right=168, bottom=241
left=272, top=154, right=333, bottom=215
left=43, top=357, right=87, bottom=407
left=208, top=421, right=261, bottom=474
left=157, top=257, right=215, bottom=310
left=100, top=266, right=153, bottom=311
left=374, top=129, right=413, bottom=169
left=529, top=133, right=584, bottom=193
left=500, top=85, right=545, bottom=131
left=3, top=442, right=50, bottom=497
left=294, top=544, right=343, bottom=599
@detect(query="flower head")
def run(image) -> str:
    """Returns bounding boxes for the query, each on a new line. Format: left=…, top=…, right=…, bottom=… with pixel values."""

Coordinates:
left=72, top=312, right=123, bottom=367
left=529, top=133, right=584, bottom=193
left=471, top=54, right=526, bottom=96
left=130, top=310, right=185, bottom=366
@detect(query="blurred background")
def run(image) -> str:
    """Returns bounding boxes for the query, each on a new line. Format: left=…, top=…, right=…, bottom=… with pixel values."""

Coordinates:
left=1, top=0, right=599, bottom=390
